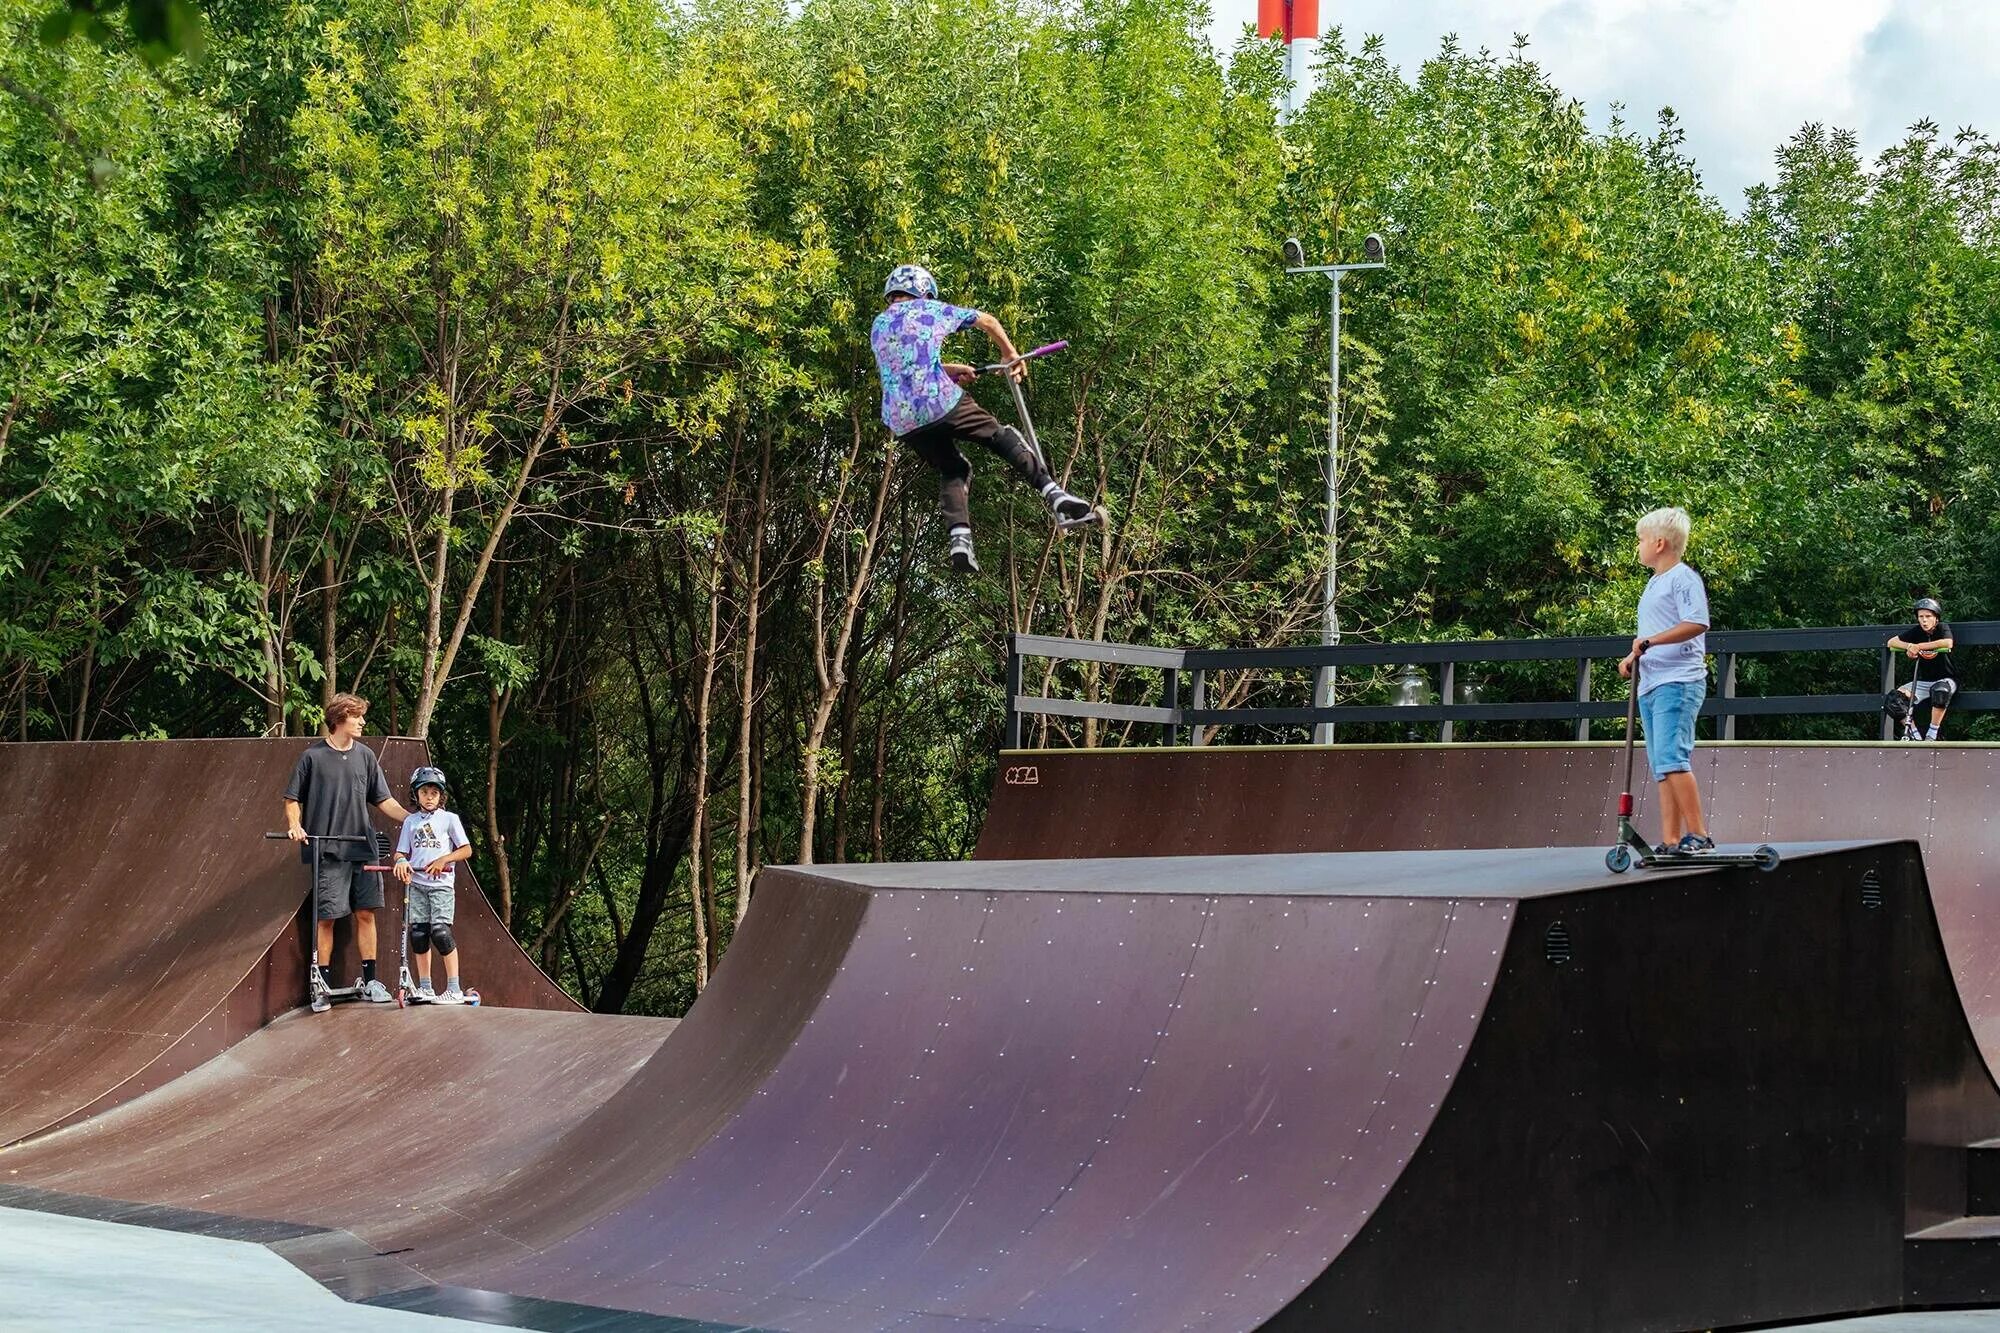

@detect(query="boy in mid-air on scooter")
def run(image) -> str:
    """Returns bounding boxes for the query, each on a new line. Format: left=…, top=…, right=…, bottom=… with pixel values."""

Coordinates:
left=1618, top=506, right=1715, bottom=856
left=393, top=767, right=475, bottom=1003
left=870, top=264, right=1097, bottom=574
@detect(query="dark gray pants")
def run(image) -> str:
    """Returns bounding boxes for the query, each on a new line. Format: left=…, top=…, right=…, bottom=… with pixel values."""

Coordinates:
left=898, top=397, right=1051, bottom=531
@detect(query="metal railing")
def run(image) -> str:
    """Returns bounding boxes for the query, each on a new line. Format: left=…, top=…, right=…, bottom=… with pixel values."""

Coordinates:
left=1004, top=624, right=2000, bottom=748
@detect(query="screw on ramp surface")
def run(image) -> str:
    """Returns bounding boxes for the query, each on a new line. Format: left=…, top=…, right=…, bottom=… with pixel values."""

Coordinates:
left=0, top=1005, right=671, bottom=1279
left=6, top=739, right=1996, bottom=1329
left=978, top=744, right=2000, bottom=1071
left=0, top=738, right=575, bottom=1147
left=446, top=860, right=1516, bottom=1328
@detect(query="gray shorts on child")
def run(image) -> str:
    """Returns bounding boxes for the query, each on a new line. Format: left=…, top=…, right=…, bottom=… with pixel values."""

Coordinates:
left=406, top=882, right=456, bottom=926
left=314, top=859, right=384, bottom=920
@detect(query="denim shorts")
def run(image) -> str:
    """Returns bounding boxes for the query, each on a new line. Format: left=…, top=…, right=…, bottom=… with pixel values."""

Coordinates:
left=1639, top=678, right=1704, bottom=780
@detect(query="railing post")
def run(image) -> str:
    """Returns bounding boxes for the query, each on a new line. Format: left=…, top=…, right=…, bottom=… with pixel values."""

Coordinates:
left=1718, top=652, right=1737, bottom=741
left=1190, top=670, right=1207, bottom=746
left=1439, top=660, right=1456, bottom=744
left=1163, top=668, right=1180, bottom=747
left=1004, top=636, right=1024, bottom=750
left=1574, top=658, right=1592, bottom=742
left=1880, top=648, right=1895, bottom=741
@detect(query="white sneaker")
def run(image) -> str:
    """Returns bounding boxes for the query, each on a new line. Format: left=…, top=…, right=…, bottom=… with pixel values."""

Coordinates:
left=359, top=979, right=395, bottom=1004
left=431, top=990, right=466, bottom=1005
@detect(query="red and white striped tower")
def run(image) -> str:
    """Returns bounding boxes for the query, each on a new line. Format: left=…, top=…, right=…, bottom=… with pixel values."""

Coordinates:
left=1257, top=0, right=1319, bottom=118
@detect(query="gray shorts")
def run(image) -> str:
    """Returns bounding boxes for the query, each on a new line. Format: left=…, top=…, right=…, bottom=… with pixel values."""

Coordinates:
left=1911, top=677, right=1957, bottom=703
left=314, top=858, right=384, bottom=920
left=406, top=882, right=456, bottom=926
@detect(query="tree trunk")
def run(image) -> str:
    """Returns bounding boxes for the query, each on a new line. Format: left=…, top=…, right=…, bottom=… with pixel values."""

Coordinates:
left=534, top=810, right=614, bottom=967
left=485, top=564, right=514, bottom=926
left=414, top=484, right=455, bottom=739
left=321, top=549, right=338, bottom=707
left=684, top=544, right=723, bottom=992
left=798, top=422, right=895, bottom=864
left=410, top=299, right=574, bottom=739
left=257, top=508, right=284, bottom=735
left=733, top=430, right=769, bottom=924
left=871, top=519, right=920, bottom=860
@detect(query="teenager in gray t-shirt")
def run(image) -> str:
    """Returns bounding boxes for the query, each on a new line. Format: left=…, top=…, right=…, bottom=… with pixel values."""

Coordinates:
left=281, top=693, right=410, bottom=1002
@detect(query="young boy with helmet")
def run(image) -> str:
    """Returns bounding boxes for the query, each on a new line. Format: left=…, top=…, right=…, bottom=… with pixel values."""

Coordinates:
left=870, top=263, right=1097, bottom=573
left=1888, top=598, right=1957, bottom=741
left=393, top=766, right=475, bottom=1003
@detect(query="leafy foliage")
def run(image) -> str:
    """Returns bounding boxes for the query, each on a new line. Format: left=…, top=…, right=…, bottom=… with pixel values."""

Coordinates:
left=4, top=2, right=1999, bottom=1008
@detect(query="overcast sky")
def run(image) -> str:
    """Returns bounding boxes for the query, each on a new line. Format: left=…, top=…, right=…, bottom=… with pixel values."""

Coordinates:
left=1209, top=0, right=2000, bottom=208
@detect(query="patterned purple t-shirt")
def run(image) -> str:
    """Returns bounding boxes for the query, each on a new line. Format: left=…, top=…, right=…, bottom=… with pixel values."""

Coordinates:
left=871, top=299, right=981, bottom=436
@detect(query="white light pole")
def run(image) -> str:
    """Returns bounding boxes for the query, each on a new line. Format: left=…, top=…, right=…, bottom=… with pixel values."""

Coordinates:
left=1284, top=233, right=1386, bottom=745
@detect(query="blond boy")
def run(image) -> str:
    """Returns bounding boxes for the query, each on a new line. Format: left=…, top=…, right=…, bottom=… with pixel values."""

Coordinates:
left=1617, top=507, right=1714, bottom=855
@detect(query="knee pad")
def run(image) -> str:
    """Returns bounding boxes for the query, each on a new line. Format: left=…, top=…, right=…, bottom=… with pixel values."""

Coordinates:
left=1883, top=690, right=1913, bottom=723
left=408, top=923, right=431, bottom=955
left=429, top=924, right=456, bottom=958
left=1931, top=679, right=1957, bottom=709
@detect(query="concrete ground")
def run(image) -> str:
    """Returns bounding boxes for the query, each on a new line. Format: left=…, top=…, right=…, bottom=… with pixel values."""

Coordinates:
left=0, top=1206, right=495, bottom=1331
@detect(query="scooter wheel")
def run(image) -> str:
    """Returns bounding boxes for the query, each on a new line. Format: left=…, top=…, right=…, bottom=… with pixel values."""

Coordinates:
left=1753, top=844, right=1781, bottom=872
left=1605, top=844, right=1634, bottom=874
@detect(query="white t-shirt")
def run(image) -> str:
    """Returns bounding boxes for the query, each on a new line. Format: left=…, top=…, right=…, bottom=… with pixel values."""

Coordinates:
left=1636, top=561, right=1710, bottom=691
left=396, top=809, right=469, bottom=891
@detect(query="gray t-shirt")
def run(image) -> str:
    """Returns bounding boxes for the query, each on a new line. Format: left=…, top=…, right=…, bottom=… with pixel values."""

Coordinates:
left=397, top=809, right=469, bottom=890
left=1636, top=561, right=1710, bottom=692
left=283, top=738, right=391, bottom=861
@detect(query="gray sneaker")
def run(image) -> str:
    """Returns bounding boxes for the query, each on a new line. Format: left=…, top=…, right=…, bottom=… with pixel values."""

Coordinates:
left=1043, top=485, right=1097, bottom=527
left=947, top=529, right=979, bottom=574
left=359, top=978, right=395, bottom=1004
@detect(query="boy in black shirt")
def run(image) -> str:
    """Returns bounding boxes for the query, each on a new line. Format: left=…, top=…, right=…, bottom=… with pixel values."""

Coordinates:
left=1888, top=598, right=1957, bottom=742
left=282, top=692, right=412, bottom=1004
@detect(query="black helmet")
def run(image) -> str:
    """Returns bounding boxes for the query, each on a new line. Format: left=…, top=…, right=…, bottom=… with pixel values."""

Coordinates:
left=410, top=766, right=449, bottom=798
left=1914, top=597, right=1943, bottom=616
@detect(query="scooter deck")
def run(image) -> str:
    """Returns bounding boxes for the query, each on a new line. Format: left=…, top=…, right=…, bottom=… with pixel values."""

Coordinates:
left=402, top=990, right=481, bottom=1006
left=1605, top=819, right=1780, bottom=874
left=1631, top=851, right=1779, bottom=870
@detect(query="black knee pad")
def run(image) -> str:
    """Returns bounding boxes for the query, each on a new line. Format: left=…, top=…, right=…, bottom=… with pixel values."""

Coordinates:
left=1884, top=690, right=1913, bottom=723
left=408, top=923, right=431, bottom=955
left=429, top=924, right=456, bottom=957
left=1931, top=679, right=1957, bottom=709
left=993, top=425, right=1031, bottom=461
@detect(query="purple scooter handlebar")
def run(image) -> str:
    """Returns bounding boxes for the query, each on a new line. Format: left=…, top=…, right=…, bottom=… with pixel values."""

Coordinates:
left=979, top=340, right=1068, bottom=375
